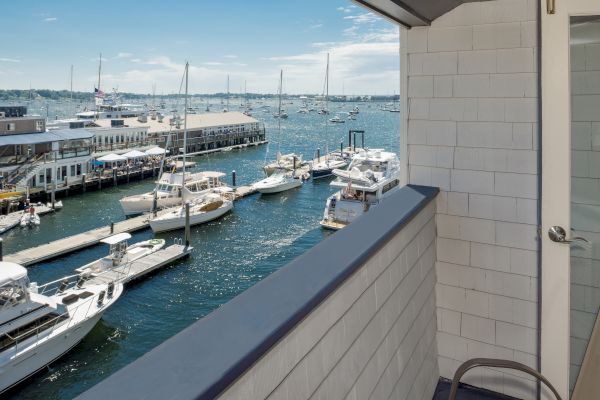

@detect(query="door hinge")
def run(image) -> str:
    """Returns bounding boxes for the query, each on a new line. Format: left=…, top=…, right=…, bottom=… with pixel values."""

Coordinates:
left=547, top=0, right=555, bottom=14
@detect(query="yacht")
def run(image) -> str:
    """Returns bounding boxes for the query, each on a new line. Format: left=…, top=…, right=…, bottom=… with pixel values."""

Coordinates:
left=253, top=168, right=302, bottom=194
left=329, top=115, right=345, bottom=123
left=311, top=155, right=348, bottom=180
left=149, top=193, right=233, bottom=233
left=75, top=233, right=165, bottom=278
left=119, top=171, right=229, bottom=216
left=320, top=149, right=401, bottom=230
left=0, top=262, right=123, bottom=393
left=263, top=152, right=305, bottom=176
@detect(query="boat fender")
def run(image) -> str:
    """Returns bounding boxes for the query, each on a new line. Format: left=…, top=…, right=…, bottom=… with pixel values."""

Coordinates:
left=149, top=239, right=162, bottom=246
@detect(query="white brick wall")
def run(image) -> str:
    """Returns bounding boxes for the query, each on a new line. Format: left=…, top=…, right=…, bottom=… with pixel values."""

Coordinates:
left=219, top=202, right=439, bottom=400
left=405, top=0, right=539, bottom=398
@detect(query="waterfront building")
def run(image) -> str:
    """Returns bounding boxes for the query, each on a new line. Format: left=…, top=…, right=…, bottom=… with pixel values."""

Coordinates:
left=0, top=108, right=92, bottom=190
left=89, top=111, right=265, bottom=155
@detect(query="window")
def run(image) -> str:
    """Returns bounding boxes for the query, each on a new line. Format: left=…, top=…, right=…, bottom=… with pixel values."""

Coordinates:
left=70, top=165, right=75, bottom=176
left=77, top=164, right=81, bottom=175
left=39, top=174, right=45, bottom=184
left=6, top=123, right=15, bottom=131
left=35, top=120, right=44, bottom=131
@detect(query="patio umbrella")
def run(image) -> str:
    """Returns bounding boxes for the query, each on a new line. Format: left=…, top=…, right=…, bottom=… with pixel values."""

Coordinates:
left=145, top=147, right=168, bottom=156
left=97, top=153, right=128, bottom=162
left=122, top=149, right=148, bottom=159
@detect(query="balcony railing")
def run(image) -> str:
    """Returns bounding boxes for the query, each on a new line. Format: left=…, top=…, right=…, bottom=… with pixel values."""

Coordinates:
left=78, top=185, right=439, bottom=400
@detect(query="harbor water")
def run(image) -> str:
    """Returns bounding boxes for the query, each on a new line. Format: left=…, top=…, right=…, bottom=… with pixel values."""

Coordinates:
left=5, top=102, right=399, bottom=399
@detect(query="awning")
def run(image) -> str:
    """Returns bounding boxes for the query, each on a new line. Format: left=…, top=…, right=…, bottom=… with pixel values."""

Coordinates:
left=101, top=233, right=132, bottom=245
left=50, top=128, right=94, bottom=140
left=0, top=132, right=59, bottom=146
left=97, top=153, right=127, bottom=162
left=122, top=150, right=148, bottom=159
left=145, top=147, right=168, bottom=156
left=351, top=0, right=479, bottom=27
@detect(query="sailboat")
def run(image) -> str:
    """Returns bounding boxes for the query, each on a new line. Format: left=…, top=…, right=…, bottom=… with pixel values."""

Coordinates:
left=312, top=54, right=349, bottom=180
left=149, top=62, right=233, bottom=233
left=254, top=70, right=302, bottom=194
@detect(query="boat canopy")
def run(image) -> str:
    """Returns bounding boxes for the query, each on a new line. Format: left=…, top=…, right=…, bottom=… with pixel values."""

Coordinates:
left=101, top=232, right=132, bottom=245
left=0, top=262, right=28, bottom=286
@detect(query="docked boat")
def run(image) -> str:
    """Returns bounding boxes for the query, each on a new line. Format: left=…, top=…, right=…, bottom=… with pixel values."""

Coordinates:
left=149, top=193, right=233, bottom=233
left=119, top=171, right=228, bottom=216
left=0, top=262, right=123, bottom=393
left=253, top=169, right=302, bottom=194
left=19, top=207, right=40, bottom=227
left=263, top=152, right=305, bottom=176
left=311, top=156, right=348, bottom=180
left=75, top=233, right=165, bottom=277
left=320, top=149, right=401, bottom=230
left=329, top=115, right=345, bottom=123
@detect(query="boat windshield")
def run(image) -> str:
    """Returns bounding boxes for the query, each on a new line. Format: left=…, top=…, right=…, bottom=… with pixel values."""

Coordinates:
left=156, top=184, right=175, bottom=193
left=0, top=279, right=29, bottom=309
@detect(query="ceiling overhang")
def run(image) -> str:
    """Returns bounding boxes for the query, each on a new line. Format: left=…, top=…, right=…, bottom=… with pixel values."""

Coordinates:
left=352, top=0, right=485, bottom=28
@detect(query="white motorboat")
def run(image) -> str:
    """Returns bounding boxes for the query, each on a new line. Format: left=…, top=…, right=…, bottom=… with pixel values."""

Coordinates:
left=320, top=149, right=401, bottom=230
left=0, top=262, right=123, bottom=393
left=253, top=169, right=302, bottom=194
left=19, top=207, right=40, bottom=227
left=75, top=233, right=165, bottom=277
left=263, top=152, right=305, bottom=176
left=119, top=171, right=229, bottom=216
left=149, top=193, right=233, bottom=233
left=329, top=115, right=345, bottom=123
left=311, top=156, right=349, bottom=180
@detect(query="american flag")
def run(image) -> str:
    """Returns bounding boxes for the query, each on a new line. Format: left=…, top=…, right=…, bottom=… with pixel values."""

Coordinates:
left=94, top=88, right=105, bottom=98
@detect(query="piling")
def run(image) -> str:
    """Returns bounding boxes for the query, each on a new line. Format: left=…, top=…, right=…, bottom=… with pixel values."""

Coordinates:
left=81, top=174, right=86, bottom=193
left=113, top=168, right=117, bottom=186
left=348, top=131, right=352, bottom=149
left=51, top=182, right=56, bottom=209
left=0, top=238, right=3, bottom=261
left=127, top=165, right=130, bottom=183
left=232, top=170, right=236, bottom=187
left=110, top=222, right=114, bottom=234
left=317, top=148, right=321, bottom=162
left=184, top=202, right=190, bottom=248
left=340, top=141, right=343, bottom=156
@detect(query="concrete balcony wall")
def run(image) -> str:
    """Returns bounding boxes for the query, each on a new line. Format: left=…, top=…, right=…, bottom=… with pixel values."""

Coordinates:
left=405, top=0, right=539, bottom=398
left=219, top=199, right=439, bottom=400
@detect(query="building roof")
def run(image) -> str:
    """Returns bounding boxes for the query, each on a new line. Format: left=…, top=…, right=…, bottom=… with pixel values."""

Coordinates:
left=89, top=112, right=259, bottom=135
left=352, top=0, right=484, bottom=27
left=0, top=129, right=93, bottom=146
left=51, top=129, right=95, bottom=140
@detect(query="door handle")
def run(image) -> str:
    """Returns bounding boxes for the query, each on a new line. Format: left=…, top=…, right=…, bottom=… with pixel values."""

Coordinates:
left=548, top=226, right=589, bottom=244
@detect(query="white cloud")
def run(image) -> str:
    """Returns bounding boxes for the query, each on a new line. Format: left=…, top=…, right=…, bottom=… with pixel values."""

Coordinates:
left=223, top=55, right=238, bottom=59
left=0, top=58, right=20, bottom=63
left=343, top=12, right=380, bottom=24
left=308, top=23, right=323, bottom=29
left=43, top=17, right=57, bottom=22
left=337, top=6, right=352, bottom=13
left=203, top=62, right=223, bottom=66
left=116, top=52, right=133, bottom=59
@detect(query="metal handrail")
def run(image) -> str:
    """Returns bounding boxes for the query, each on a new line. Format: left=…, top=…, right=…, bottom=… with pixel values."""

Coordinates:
left=448, top=358, right=562, bottom=400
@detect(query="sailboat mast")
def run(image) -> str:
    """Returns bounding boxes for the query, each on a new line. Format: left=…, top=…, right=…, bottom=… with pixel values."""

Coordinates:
left=183, top=62, right=188, bottom=180
left=277, top=70, right=283, bottom=155
left=325, top=53, right=330, bottom=155
left=97, top=53, right=102, bottom=93
left=226, top=74, right=230, bottom=111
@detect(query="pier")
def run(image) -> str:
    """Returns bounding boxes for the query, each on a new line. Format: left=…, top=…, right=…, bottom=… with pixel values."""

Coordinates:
left=87, top=243, right=192, bottom=285
left=0, top=203, right=60, bottom=234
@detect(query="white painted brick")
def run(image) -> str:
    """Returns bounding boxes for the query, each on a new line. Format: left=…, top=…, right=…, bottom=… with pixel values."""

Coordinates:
left=409, top=52, right=459, bottom=76
left=489, top=294, right=513, bottom=323
left=453, top=74, right=491, bottom=97
left=437, top=331, right=468, bottom=360
left=457, top=122, right=513, bottom=148
left=571, top=44, right=586, bottom=72
left=447, top=191, right=468, bottom=216
left=458, top=50, right=497, bottom=74
left=496, top=221, right=538, bottom=251
left=585, top=43, right=600, bottom=70
left=408, top=120, right=457, bottom=146
left=437, top=283, right=466, bottom=313
left=572, top=122, right=592, bottom=151
left=461, top=314, right=495, bottom=344
left=477, top=98, right=505, bottom=122
left=465, top=289, right=490, bottom=318
left=431, top=167, right=451, bottom=191
left=409, top=99, right=429, bottom=120
left=496, top=321, right=536, bottom=353
left=409, top=145, right=436, bottom=167
left=490, top=73, right=537, bottom=98
left=437, top=191, right=448, bottom=214
left=571, top=71, right=600, bottom=95
left=436, top=261, right=486, bottom=291
left=572, top=150, right=589, bottom=178
left=516, top=198, right=537, bottom=225
left=428, top=26, right=473, bottom=52
left=473, top=23, right=521, bottom=50
left=512, top=123, right=534, bottom=149
left=470, top=242, right=510, bottom=272
left=407, top=28, right=428, bottom=54
left=479, top=0, right=531, bottom=23
left=431, top=2, right=482, bottom=27
left=512, top=298, right=537, bottom=329
left=506, top=149, right=537, bottom=174
left=497, top=48, right=535, bottom=73
left=505, top=98, right=537, bottom=123
left=572, top=95, right=600, bottom=122
left=469, top=194, right=517, bottom=222
left=437, top=237, right=470, bottom=265
left=520, top=21, right=537, bottom=48
left=434, top=76, right=453, bottom=97
left=510, top=248, right=537, bottom=277
left=451, top=169, right=494, bottom=195
left=438, top=308, right=462, bottom=335
left=430, top=98, right=477, bottom=121
left=408, top=76, right=434, bottom=98
left=494, top=172, right=537, bottom=198
left=485, top=269, right=534, bottom=301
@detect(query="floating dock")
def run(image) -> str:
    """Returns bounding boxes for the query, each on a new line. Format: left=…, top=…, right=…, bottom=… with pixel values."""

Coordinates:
left=0, top=203, right=60, bottom=234
left=86, top=244, right=192, bottom=285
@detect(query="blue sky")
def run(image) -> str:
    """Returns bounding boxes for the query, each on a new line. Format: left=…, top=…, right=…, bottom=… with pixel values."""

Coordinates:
left=0, top=1, right=399, bottom=95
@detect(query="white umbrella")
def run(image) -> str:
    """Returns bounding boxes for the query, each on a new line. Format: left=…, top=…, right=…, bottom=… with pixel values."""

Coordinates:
left=97, top=153, right=128, bottom=162
left=122, top=149, right=147, bottom=159
left=145, top=147, right=168, bottom=156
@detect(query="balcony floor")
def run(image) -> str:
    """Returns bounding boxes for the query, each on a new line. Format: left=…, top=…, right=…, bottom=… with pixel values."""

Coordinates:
left=433, top=379, right=520, bottom=400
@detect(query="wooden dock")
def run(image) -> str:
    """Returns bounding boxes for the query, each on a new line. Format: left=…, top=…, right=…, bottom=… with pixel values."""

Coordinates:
left=87, top=244, right=192, bottom=285
left=4, top=214, right=150, bottom=266
left=0, top=203, right=61, bottom=234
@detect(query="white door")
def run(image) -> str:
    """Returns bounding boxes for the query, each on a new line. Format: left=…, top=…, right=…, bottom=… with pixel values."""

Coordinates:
left=542, top=1, right=600, bottom=399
